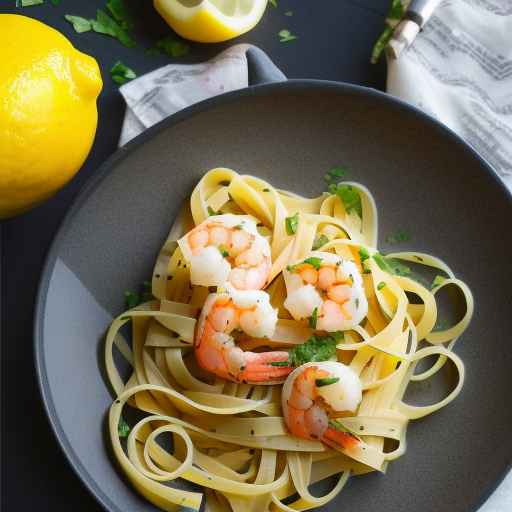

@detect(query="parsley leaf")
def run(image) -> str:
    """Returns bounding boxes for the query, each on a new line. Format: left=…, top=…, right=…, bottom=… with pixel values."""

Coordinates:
left=207, top=206, right=219, bottom=216
left=218, top=245, right=229, bottom=258
left=324, top=166, right=348, bottom=185
left=156, top=35, right=190, bottom=57
left=110, top=61, right=136, bottom=85
left=65, top=15, right=92, bottom=33
left=359, top=247, right=370, bottom=262
left=17, top=0, right=44, bottom=6
left=303, top=257, right=323, bottom=270
left=377, top=281, right=386, bottom=290
left=51, top=0, right=60, bottom=5
left=373, top=253, right=411, bottom=276
left=315, top=377, right=340, bottom=387
left=125, top=291, right=140, bottom=309
left=330, top=184, right=362, bottom=218
left=431, top=275, right=446, bottom=289
left=312, top=234, right=329, bottom=250
left=106, top=0, right=133, bottom=30
left=269, top=0, right=277, bottom=7
left=309, top=307, right=318, bottom=329
left=118, top=416, right=130, bottom=438
left=279, top=29, right=297, bottom=43
left=91, top=9, right=136, bottom=47
left=285, top=212, right=299, bottom=235
left=289, top=334, right=339, bottom=367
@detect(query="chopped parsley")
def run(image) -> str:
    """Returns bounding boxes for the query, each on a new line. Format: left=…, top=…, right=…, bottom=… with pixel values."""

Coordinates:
left=125, top=291, right=140, bottom=309
left=312, top=234, right=329, bottom=250
left=373, top=253, right=411, bottom=277
left=155, top=35, right=190, bottom=57
left=386, top=229, right=410, bottom=244
left=285, top=212, right=299, bottom=235
left=289, top=333, right=342, bottom=367
left=125, top=281, right=154, bottom=308
left=278, top=29, right=297, bottom=43
left=431, top=275, right=446, bottom=289
left=359, top=246, right=370, bottom=263
left=329, top=184, right=362, bottom=218
left=207, top=206, right=219, bottom=216
left=269, top=0, right=277, bottom=6
left=315, top=377, right=340, bottom=387
left=269, top=360, right=289, bottom=367
left=110, top=61, right=136, bottom=85
left=91, top=9, right=136, bottom=47
left=118, top=416, right=130, bottom=438
left=64, top=15, right=92, bottom=33
left=218, top=245, right=229, bottom=258
left=303, top=257, right=323, bottom=270
left=309, top=307, right=318, bottom=329
left=17, top=0, right=44, bottom=5
left=377, top=281, right=386, bottom=291
left=106, top=0, right=134, bottom=30
left=324, top=166, right=348, bottom=186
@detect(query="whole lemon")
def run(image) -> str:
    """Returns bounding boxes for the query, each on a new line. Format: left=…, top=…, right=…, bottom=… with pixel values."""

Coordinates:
left=0, top=15, right=102, bottom=219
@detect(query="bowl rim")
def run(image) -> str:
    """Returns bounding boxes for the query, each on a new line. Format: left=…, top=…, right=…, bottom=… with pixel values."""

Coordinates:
left=33, top=78, right=512, bottom=512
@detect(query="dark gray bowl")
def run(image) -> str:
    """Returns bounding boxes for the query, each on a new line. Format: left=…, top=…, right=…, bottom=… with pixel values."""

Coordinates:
left=35, top=79, right=512, bottom=512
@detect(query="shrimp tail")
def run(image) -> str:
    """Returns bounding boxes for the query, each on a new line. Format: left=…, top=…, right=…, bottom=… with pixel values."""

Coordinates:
left=240, top=351, right=292, bottom=383
left=322, top=426, right=360, bottom=451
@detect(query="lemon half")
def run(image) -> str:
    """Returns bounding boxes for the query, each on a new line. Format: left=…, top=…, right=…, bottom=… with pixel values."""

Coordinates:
left=154, top=0, right=268, bottom=43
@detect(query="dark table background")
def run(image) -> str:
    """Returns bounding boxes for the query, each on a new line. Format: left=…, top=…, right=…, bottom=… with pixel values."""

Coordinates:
left=1, top=1, right=389, bottom=509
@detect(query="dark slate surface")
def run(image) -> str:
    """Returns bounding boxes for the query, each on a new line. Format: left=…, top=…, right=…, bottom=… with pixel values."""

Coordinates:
left=0, top=1, right=388, bottom=510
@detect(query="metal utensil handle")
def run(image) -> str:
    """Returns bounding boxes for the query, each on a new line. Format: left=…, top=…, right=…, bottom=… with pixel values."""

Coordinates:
left=406, top=0, right=442, bottom=27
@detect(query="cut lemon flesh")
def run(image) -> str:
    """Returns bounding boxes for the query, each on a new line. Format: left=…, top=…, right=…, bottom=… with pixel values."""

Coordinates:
left=154, top=0, right=268, bottom=43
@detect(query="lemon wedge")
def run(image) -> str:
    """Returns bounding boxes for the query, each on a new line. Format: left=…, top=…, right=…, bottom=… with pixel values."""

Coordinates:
left=154, top=0, right=268, bottom=43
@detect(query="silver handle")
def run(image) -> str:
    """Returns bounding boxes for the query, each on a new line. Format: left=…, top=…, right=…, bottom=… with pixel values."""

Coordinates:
left=406, top=0, right=442, bottom=27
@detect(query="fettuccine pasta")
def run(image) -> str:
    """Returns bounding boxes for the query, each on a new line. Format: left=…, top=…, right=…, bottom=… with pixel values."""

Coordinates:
left=104, top=168, right=473, bottom=512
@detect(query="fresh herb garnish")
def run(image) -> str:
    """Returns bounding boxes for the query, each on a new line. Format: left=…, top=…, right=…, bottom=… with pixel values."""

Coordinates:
left=329, top=184, right=362, bottom=218
left=285, top=212, right=299, bottom=235
left=155, top=35, right=190, bottom=57
left=125, top=291, right=140, bottom=309
left=324, top=166, right=348, bottom=185
left=284, top=10, right=293, bottom=16
left=207, top=206, right=219, bottom=216
left=92, top=9, right=135, bottom=47
left=386, top=229, right=410, bottom=244
left=373, top=253, right=411, bottom=276
left=65, top=15, right=92, bottom=33
left=106, top=0, right=134, bottom=30
left=309, top=307, right=318, bottom=329
left=431, top=275, right=446, bottom=289
left=218, top=245, right=229, bottom=258
left=118, top=416, right=130, bottom=438
left=110, top=61, right=136, bottom=85
left=377, top=281, right=386, bottom=290
left=17, top=0, right=44, bottom=6
left=312, top=234, right=329, bottom=250
left=359, top=246, right=370, bottom=262
left=270, top=360, right=290, bottom=367
left=269, top=0, right=277, bottom=6
left=303, top=257, right=322, bottom=270
left=125, top=281, right=154, bottom=308
left=290, top=334, right=339, bottom=366
left=278, top=29, right=297, bottom=43
left=51, top=0, right=60, bottom=5
left=315, top=377, right=340, bottom=387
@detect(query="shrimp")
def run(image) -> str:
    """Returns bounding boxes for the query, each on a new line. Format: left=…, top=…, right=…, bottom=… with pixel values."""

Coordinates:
left=283, top=251, right=368, bottom=331
left=178, top=214, right=271, bottom=290
left=282, top=361, right=362, bottom=450
left=195, top=286, right=292, bottom=384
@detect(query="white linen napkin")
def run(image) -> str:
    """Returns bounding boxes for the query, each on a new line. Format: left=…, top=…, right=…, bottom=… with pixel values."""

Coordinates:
left=386, top=0, right=512, bottom=190
left=118, top=44, right=269, bottom=146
